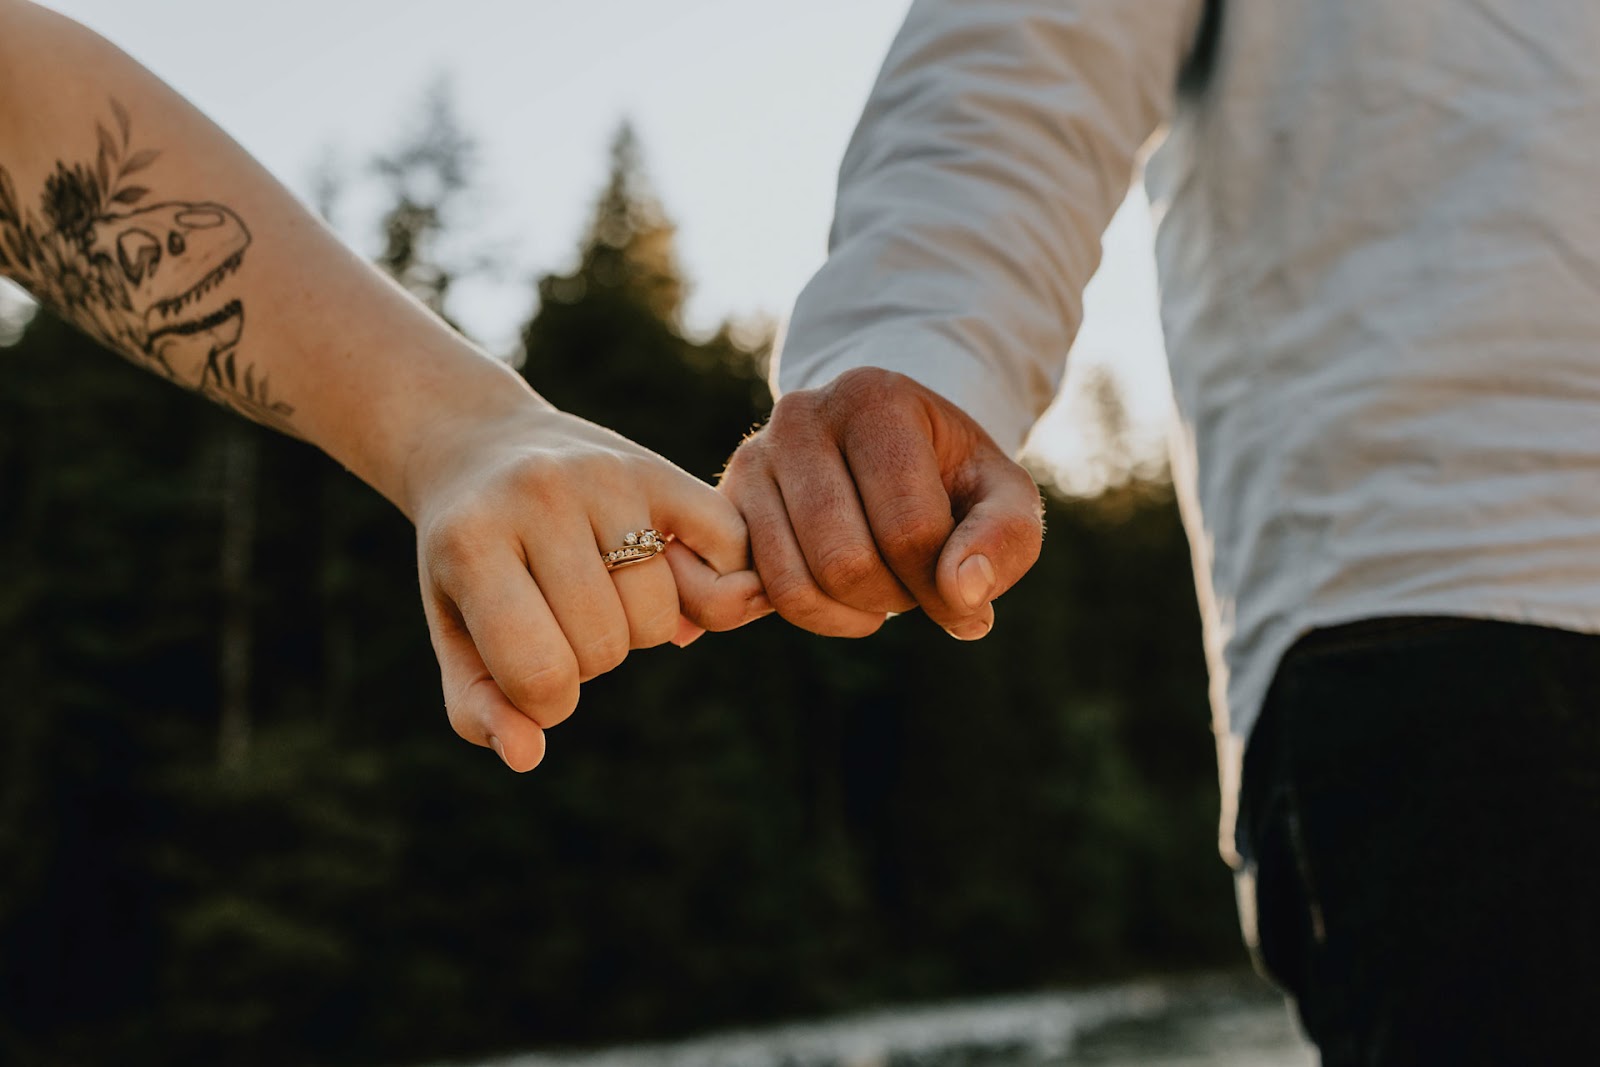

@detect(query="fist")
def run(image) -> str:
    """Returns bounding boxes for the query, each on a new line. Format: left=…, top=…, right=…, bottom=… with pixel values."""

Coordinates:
left=719, top=367, right=1044, bottom=640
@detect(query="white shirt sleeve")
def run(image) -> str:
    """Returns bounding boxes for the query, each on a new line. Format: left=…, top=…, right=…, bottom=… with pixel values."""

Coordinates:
left=775, top=0, right=1207, bottom=455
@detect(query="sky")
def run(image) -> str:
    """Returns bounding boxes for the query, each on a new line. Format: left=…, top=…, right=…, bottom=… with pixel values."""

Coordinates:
left=26, top=0, right=1174, bottom=485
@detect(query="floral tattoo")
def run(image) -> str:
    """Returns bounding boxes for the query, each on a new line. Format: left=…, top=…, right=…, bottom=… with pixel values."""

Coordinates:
left=0, top=99, right=291, bottom=430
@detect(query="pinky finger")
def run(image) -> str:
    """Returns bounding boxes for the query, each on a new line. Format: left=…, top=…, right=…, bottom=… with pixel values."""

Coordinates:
left=665, top=541, right=771, bottom=634
left=426, top=599, right=548, bottom=772
left=672, top=614, right=707, bottom=649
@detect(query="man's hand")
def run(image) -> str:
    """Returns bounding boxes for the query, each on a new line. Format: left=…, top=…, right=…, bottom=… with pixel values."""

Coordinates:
left=719, top=367, right=1044, bottom=640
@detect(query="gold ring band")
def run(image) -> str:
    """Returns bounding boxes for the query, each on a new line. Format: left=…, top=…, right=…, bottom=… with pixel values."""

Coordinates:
left=602, top=529, right=666, bottom=572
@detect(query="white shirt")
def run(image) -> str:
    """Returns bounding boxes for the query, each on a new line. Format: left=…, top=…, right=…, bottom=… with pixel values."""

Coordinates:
left=776, top=0, right=1600, bottom=847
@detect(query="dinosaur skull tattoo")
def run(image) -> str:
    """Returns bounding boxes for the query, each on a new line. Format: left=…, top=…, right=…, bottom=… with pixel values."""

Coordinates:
left=0, top=100, right=291, bottom=429
left=87, top=201, right=250, bottom=390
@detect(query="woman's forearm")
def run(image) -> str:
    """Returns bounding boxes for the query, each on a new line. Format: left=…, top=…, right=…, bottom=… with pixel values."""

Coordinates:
left=0, top=1, right=770, bottom=770
left=0, top=0, right=537, bottom=515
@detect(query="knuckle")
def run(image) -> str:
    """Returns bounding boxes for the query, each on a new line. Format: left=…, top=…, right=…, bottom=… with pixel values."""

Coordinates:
left=830, top=365, right=898, bottom=401
left=766, top=390, right=825, bottom=440
left=875, top=508, right=948, bottom=562
left=574, top=633, right=629, bottom=679
left=423, top=508, right=494, bottom=582
left=823, top=366, right=913, bottom=420
left=710, top=489, right=749, bottom=534
left=507, top=454, right=574, bottom=504
left=506, top=450, right=637, bottom=514
left=979, top=509, right=1047, bottom=583
left=501, top=661, right=579, bottom=720
left=814, top=543, right=887, bottom=599
left=584, top=451, right=636, bottom=494
left=1000, top=509, right=1046, bottom=554
left=768, top=388, right=815, bottom=422
left=690, top=486, right=749, bottom=549
left=630, top=600, right=680, bottom=648
left=764, top=571, right=833, bottom=629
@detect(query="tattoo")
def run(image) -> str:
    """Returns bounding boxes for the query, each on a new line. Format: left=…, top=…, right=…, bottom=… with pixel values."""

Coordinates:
left=0, top=99, right=292, bottom=431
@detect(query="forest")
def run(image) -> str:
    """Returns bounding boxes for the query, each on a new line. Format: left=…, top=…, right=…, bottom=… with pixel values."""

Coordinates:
left=0, top=93, right=1243, bottom=1066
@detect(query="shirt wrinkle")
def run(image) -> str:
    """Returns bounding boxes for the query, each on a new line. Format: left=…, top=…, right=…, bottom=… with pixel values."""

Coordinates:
left=779, top=0, right=1600, bottom=836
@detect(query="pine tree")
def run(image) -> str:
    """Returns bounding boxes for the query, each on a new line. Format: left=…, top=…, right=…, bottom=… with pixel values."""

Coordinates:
left=520, top=120, right=770, bottom=481
left=371, top=78, right=477, bottom=322
left=576, top=122, right=686, bottom=325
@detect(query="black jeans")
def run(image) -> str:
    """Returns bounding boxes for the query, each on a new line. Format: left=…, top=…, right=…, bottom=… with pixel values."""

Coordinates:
left=1236, top=617, right=1600, bottom=1066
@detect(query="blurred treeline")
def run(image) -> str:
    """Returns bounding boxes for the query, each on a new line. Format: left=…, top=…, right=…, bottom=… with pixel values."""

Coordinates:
left=0, top=94, right=1240, bottom=1067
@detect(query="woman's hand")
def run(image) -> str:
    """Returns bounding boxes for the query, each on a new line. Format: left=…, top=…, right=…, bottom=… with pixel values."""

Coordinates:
left=0, top=5, right=766, bottom=772
left=401, top=396, right=769, bottom=772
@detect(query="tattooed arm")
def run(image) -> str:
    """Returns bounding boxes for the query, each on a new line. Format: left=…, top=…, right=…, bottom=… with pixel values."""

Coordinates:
left=0, top=1, right=770, bottom=769
left=0, top=1, right=494, bottom=458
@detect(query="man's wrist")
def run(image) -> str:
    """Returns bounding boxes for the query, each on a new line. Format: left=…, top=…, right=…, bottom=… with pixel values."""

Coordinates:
left=775, top=333, right=1036, bottom=457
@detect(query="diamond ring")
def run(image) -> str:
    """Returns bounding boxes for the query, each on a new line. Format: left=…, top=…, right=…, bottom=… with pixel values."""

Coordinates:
left=601, top=528, right=666, bottom=572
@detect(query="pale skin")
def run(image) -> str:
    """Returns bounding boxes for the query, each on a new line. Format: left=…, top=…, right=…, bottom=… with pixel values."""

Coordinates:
left=0, top=0, right=770, bottom=772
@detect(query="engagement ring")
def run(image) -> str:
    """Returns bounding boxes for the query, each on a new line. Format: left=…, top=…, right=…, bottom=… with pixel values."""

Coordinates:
left=602, top=528, right=666, bottom=571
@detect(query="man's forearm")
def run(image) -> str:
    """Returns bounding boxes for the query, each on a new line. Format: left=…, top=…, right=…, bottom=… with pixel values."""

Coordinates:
left=776, top=0, right=1207, bottom=456
left=0, top=0, right=535, bottom=514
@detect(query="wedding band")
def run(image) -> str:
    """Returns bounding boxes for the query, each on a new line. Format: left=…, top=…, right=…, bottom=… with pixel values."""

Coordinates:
left=602, top=528, right=666, bottom=571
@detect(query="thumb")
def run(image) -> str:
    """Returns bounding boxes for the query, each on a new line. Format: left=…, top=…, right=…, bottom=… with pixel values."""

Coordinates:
left=934, top=452, right=1044, bottom=629
left=424, top=596, right=548, bottom=772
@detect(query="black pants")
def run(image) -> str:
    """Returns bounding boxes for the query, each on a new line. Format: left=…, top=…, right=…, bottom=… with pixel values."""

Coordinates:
left=1236, top=617, right=1600, bottom=1066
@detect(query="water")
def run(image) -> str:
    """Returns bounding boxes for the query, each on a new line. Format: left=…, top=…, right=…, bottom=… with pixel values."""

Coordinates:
left=447, top=973, right=1316, bottom=1067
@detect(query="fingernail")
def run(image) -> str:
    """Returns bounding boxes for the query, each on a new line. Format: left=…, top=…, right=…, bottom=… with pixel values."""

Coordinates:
left=744, top=594, right=773, bottom=622
left=947, top=618, right=992, bottom=642
left=957, top=554, right=996, bottom=610
left=488, top=735, right=509, bottom=766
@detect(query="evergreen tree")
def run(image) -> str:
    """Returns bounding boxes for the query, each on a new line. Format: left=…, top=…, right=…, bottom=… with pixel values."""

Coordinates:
left=520, top=121, right=770, bottom=482
left=371, top=78, right=477, bottom=322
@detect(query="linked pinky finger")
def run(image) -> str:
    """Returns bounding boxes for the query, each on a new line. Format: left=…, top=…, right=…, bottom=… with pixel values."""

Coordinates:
left=671, top=613, right=708, bottom=649
left=665, top=541, right=771, bottom=634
